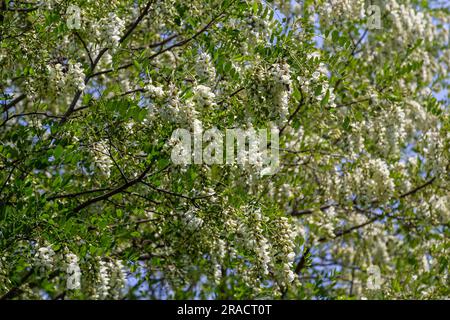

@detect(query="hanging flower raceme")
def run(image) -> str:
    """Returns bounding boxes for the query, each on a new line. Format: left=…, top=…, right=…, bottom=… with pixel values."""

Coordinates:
left=66, top=253, right=81, bottom=290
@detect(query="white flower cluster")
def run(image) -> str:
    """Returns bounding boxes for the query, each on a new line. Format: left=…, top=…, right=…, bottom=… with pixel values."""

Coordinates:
left=66, top=253, right=81, bottom=290
left=213, top=264, right=222, bottom=284
left=405, top=100, right=428, bottom=131
left=337, top=156, right=396, bottom=202
left=193, top=85, right=216, bottom=107
left=34, top=246, right=55, bottom=273
left=374, top=237, right=392, bottom=266
left=47, top=62, right=85, bottom=92
left=366, top=158, right=395, bottom=200
left=182, top=208, right=204, bottom=231
left=216, top=239, right=227, bottom=260
left=111, top=260, right=127, bottom=298
left=246, top=141, right=265, bottom=171
left=195, top=52, right=216, bottom=80
left=243, top=208, right=273, bottom=276
left=212, top=239, right=227, bottom=284
left=102, top=13, right=126, bottom=48
left=101, top=52, right=113, bottom=68
left=344, top=100, right=418, bottom=161
left=88, top=12, right=125, bottom=50
left=48, top=63, right=66, bottom=90
left=96, top=260, right=110, bottom=299
left=430, top=195, right=450, bottom=223
left=419, top=129, right=447, bottom=178
left=245, top=13, right=273, bottom=45
left=145, top=83, right=165, bottom=99
left=43, top=0, right=57, bottom=10
left=299, top=57, right=336, bottom=108
left=68, top=62, right=86, bottom=91
left=321, top=206, right=337, bottom=239
left=270, top=62, right=293, bottom=121
left=320, top=0, right=365, bottom=20
left=387, top=0, right=436, bottom=44
left=94, top=259, right=126, bottom=299
left=275, top=217, right=297, bottom=285
left=384, top=105, right=407, bottom=154
left=153, top=84, right=198, bottom=124
left=249, top=62, right=294, bottom=123
left=257, top=237, right=272, bottom=275
left=91, top=140, right=113, bottom=177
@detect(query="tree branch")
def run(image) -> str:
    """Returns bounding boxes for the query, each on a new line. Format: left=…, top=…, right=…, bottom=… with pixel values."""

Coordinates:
left=47, top=187, right=112, bottom=200
left=295, top=247, right=310, bottom=274
left=74, top=31, right=94, bottom=68
left=2, top=94, right=26, bottom=113
left=69, top=163, right=169, bottom=215
left=60, top=1, right=155, bottom=122
left=90, top=8, right=230, bottom=80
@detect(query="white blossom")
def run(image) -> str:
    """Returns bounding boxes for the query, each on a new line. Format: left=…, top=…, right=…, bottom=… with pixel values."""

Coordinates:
left=66, top=253, right=81, bottom=290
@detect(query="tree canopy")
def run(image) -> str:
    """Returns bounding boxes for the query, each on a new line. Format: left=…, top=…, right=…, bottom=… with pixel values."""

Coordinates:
left=0, top=0, right=449, bottom=299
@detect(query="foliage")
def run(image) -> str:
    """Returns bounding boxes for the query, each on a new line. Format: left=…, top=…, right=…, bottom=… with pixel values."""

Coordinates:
left=0, top=0, right=449, bottom=299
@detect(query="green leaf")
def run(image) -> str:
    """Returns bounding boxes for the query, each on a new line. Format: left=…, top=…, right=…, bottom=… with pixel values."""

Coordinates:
left=54, top=145, right=64, bottom=159
left=321, top=89, right=330, bottom=107
left=130, top=231, right=141, bottom=238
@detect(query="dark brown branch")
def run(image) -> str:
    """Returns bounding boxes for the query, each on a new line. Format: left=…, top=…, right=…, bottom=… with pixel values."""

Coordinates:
left=0, top=165, right=15, bottom=197
left=107, top=138, right=128, bottom=183
left=292, top=177, right=436, bottom=217
left=74, top=31, right=94, bottom=68
left=119, top=0, right=155, bottom=44
left=217, top=87, right=245, bottom=105
left=69, top=164, right=155, bottom=215
left=295, top=247, right=310, bottom=274
left=1, top=6, right=39, bottom=12
left=119, top=88, right=146, bottom=96
left=280, top=88, right=305, bottom=135
left=89, top=62, right=133, bottom=78
left=47, top=187, right=112, bottom=200
left=400, top=177, right=436, bottom=198
left=0, top=269, right=33, bottom=300
left=60, top=1, right=155, bottom=122
left=334, top=98, right=370, bottom=109
left=90, top=9, right=229, bottom=79
left=148, top=34, right=179, bottom=48
left=319, top=216, right=380, bottom=242
left=351, top=29, right=368, bottom=56
left=291, top=203, right=334, bottom=217
left=2, top=94, right=26, bottom=112
left=316, top=178, right=438, bottom=242
left=140, top=181, right=195, bottom=200
left=1, top=112, right=64, bottom=127
left=148, top=12, right=224, bottom=60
